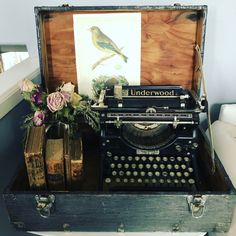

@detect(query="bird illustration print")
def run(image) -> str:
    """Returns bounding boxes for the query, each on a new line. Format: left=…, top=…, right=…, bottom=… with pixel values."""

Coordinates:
left=89, top=26, right=128, bottom=68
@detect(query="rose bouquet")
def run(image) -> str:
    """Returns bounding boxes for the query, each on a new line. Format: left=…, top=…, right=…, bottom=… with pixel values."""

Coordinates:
left=19, top=79, right=100, bottom=136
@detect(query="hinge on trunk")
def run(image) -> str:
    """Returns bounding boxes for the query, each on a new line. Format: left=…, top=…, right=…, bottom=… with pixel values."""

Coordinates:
left=187, top=195, right=208, bottom=219
left=35, top=194, right=55, bottom=218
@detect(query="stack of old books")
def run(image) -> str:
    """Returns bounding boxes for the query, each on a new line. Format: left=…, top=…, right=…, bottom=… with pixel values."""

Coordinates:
left=24, top=125, right=83, bottom=190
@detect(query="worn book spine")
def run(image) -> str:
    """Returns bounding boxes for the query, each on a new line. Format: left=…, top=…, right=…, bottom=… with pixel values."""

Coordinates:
left=46, top=139, right=65, bottom=190
left=70, top=138, right=83, bottom=188
left=24, top=125, right=47, bottom=190
left=64, top=128, right=72, bottom=189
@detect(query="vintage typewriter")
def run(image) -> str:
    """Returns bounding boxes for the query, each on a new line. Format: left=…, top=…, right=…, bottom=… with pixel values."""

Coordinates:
left=93, top=85, right=207, bottom=191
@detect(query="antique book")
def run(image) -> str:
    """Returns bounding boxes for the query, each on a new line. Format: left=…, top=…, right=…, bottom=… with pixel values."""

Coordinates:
left=70, top=138, right=83, bottom=188
left=24, top=125, right=46, bottom=190
left=45, top=138, right=65, bottom=190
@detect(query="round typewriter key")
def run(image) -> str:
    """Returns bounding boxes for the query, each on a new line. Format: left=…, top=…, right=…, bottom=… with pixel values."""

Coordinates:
left=115, top=178, right=121, bottom=183
left=163, top=157, right=168, bottom=162
left=130, top=178, right=135, bottom=183
left=105, top=178, right=111, bottom=183
left=146, top=164, right=151, bottom=169
left=177, top=156, right=182, bottom=162
left=184, top=157, right=190, bottom=162
left=117, top=163, right=122, bottom=169
left=181, top=164, right=186, bottom=170
left=174, top=179, right=179, bottom=184
left=153, top=164, right=158, bottom=169
left=107, top=151, right=112, bottom=157
left=133, top=171, right=138, bottom=176
left=160, top=164, right=165, bottom=169
left=167, top=164, right=172, bottom=170
left=137, top=178, right=142, bottom=183
left=149, top=156, right=154, bottom=162
left=124, top=163, right=129, bottom=169
left=152, top=179, right=157, bottom=184
left=169, top=156, right=175, bottom=162
left=135, top=156, right=140, bottom=161
left=166, top=179, right=171, bottom=184
left=176, top=172, right=182, bottom=177
left=126, top=171, right=131, bottom=176
left=156, top=156, right=161, bottom=162
left=147, top=172, right=153, bottom=177
left=174, top=164, right=180, bottom=170
left=140, top=171, right=145, bottom=176
left=170, top=172, right=175, bottom=177
left=162, top=171, right=168, bottom=177
left=119, top=171, right=124, bottom=176
left=184, top=172, right=190, bottom=177
left=128, top=156, right=133, bottom=161
left=123, top=178, right=128, bottom=183
left=141, top=156, right=147, bottom=161
left=131, top=163, right=136, bottom=169
left=138, top=164, right=144, bottom=169
left=114, top=156, right=119, bottom=161
left=160, top=179, right=165, bottom=184
left=155, top=171, right=160, bottom=177
left=120, top=156, right=125, bottom=161
left=110, top=163, right=115, bottom=168
left=181, top=179, right=186, bottom=184
left=144, top=179, right=149, bottom=184
left=188, top=178, right=195, bottom=184
left=188, top=167, right=194, bottom=173
left=112, top=171, right=117, bottom=176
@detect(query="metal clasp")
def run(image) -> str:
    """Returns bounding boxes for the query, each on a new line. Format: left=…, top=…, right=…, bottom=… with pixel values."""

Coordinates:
left=35, top=195, right=55, bottom=218
left=187, top=195, right=207, bottom=219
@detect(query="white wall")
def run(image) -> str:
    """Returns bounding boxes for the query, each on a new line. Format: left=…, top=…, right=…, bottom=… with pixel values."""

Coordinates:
left=0, top=0, right=236, bottom=107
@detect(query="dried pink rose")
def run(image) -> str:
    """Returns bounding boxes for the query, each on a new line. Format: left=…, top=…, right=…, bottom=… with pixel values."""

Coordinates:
left=47, top=91, right=66, bottom=113
left=33, top=111, right=45, bottom=126
left=19, top=79, right=36, bottom=92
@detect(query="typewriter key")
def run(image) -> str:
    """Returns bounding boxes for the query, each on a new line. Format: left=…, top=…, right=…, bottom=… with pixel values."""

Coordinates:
left=131, top=163, right=136, bottom=169
left=162, top=171, right=168, bottom=177
left=156, top=156, right=161, bottom=162
left=140, top=171, right=145, bottom=176
left=115, top=178, right=121, bottom=183
left=184, top=172, right=190, bottom=177
left=117, top=163, right=122, bottom=169
left=152, top=179, right=157, bottom=184
left=126, top=171, right=131, bottom=176
left=112, top=171, right=117, bottom=176
left=184, top=157, right=190, bottom=162
left=166, top=179, right=171, bottom=184
left=130, top=178, right=135, bottom=183
left=114, top=156, right=119, bottom=161
left=110, top=163, right=115, bottom=168
left=105, top=178, right=111, bottom=183
left=155, top=171, right=160, bottom=177
left=188, top=167, right=194, bottom=172
left=120, top=156, right=125, bottom=161
left=124, top=163, right=129, bottom=169
left=153, top=164, right=158, bottom=169
left=188, top=178, right=195, bottom=184
left=137, top=178, right=142, bottom=183
left=181, top=164, right=186, bottom=170
left=144, top=179, right=149, bottom=183
left=123, top=178, right=128, bottom=183
left=160, top=164, right=165, bottom=169
left=107, top=151, right=112, bottom=157
left=138, top=164, right=144, bottom=169
left=170, top=172, right=175, bottom=177
left=174, top=164, right=180, bottom=170
left=181, top=179, right=186, bottom=184
left=167, top=164, right=172, bottom=170
left=135, top=156, right=140, bottom=161
left=177, top=156, right=182, bottom=162
left=169, top=156, right=175, bottom=162
left=149, top=156, right=154, bottom=162
left=163, top=157, right=168, bottom=162
left=141, top=156, right=147, bottom=161
left=160, top=179, right=165, bottom=184
left=133, top=171, right=138, bottom=176
left=147, top=172, right=153, bottom=177
left=119, top=171, right=124, bottom=176
left=176, top=172, right=182, bottom=177
left=128, top=156, right=133, bottom=161
left=174, top=179, right=179, bottom=184
left=146, top=164, right=151, bottom=169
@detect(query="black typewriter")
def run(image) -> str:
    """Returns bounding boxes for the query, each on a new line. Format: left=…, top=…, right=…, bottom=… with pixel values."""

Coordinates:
left=93, top=85, right=207, bottom=191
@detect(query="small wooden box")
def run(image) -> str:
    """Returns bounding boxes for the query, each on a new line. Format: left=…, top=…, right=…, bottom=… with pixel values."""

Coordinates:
left=3, top=5, right=236, bottom=233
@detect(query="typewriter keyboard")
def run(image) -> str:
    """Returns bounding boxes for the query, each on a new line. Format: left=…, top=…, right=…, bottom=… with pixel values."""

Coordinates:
left=103, top=154, right=198, bottom=191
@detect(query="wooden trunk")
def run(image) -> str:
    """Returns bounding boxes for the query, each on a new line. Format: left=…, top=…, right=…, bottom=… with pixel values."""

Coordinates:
left=3, top=5, right=236, bottom=233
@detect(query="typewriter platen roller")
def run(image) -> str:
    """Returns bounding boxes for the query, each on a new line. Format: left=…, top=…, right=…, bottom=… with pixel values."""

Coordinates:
left=93, top=85, right=206, bottom=191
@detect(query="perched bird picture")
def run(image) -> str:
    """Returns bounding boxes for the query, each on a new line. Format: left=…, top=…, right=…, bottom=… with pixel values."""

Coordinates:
left=89, top=26, right=128, bottom=67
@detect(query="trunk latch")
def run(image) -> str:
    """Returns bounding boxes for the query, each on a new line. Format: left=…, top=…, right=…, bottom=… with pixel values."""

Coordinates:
left=35, top=195, right=55, bottom=218
left=187, top=195, right=207, bottom=219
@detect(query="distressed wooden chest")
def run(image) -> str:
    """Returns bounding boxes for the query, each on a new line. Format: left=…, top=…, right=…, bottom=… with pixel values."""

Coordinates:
left=3, top=5, right=236, bottom=233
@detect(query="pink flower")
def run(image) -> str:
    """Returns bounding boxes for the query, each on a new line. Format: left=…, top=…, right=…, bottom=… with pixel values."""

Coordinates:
left=47, top=91, right=66, bottom=113
left=33, top=111, right=45, bottom=126
left=31, top=89, right=43, bottom=105
left=19, top=79, right=36, bottom=92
